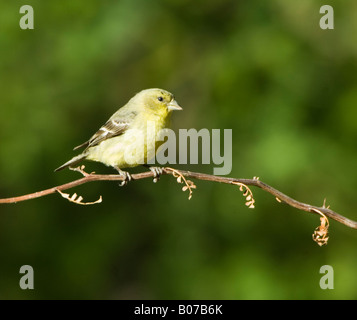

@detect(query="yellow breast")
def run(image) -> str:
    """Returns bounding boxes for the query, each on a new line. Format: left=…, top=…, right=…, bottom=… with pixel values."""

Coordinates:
left=87, top=109, right=172, bottom=169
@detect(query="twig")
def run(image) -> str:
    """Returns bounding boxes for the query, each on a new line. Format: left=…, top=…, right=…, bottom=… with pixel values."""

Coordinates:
left=0, top=167, right=356, bottom=232
left=56, top=188, right=102, bottom=205
left=165, top=167, right=197, bottom=200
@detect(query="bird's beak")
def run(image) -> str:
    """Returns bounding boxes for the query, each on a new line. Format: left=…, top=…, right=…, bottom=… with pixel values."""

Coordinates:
left=167, top=100, right=183, bottom=111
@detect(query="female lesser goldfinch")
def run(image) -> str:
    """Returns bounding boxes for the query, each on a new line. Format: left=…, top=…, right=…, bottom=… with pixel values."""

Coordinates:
left=55, top=88, right=182, bottom=185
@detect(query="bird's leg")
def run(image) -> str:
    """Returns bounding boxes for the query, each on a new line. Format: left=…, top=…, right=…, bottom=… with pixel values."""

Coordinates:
left=143, top=165, right=163, bottom=183
left=114, top=166, right=132, bottom=187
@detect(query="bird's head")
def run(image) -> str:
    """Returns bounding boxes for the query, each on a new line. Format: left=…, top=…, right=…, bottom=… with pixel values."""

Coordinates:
left=137, top=88, right=182, bottom=116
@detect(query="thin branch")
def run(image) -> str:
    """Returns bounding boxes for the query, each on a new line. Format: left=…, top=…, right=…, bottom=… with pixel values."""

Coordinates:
left=0, top=168, right=356, bottom=231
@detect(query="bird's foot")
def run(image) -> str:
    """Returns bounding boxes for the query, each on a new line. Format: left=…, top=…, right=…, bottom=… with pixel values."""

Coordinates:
left=114, top=167, right=132, bottom=187
left=148, top=166, right=163, bottom=183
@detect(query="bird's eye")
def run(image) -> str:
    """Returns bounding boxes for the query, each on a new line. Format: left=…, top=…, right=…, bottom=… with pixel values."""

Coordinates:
left=158, top=96, right=163, bottom=102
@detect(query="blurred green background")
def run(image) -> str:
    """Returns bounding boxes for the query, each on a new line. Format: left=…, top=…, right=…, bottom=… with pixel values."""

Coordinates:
left=1, top=0, right=357, bottom=299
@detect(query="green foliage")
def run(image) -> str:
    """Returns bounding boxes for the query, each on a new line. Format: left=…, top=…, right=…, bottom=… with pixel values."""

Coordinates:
left=1, top=0, right=357, bottom=299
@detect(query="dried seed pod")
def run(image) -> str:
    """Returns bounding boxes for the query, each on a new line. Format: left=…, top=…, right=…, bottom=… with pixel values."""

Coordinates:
left=312, top=215, right=329, bottom=246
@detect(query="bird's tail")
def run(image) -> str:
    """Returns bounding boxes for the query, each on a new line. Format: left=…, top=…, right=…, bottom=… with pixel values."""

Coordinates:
left=54, top=153, right=87, bottom=172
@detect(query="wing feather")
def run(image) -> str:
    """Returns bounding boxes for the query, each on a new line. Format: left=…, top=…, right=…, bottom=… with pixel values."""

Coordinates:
left=73, top=110, right=137, bottom=151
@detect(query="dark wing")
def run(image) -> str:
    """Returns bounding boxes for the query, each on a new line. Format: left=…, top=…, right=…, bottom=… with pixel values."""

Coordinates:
left=73, top=108, right=136, bottom=150
left=73, top=119, right=129, bottom=151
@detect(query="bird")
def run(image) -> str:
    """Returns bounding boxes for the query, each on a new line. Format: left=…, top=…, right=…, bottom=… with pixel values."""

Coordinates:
left=55, top=88, right=182, bottom=185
